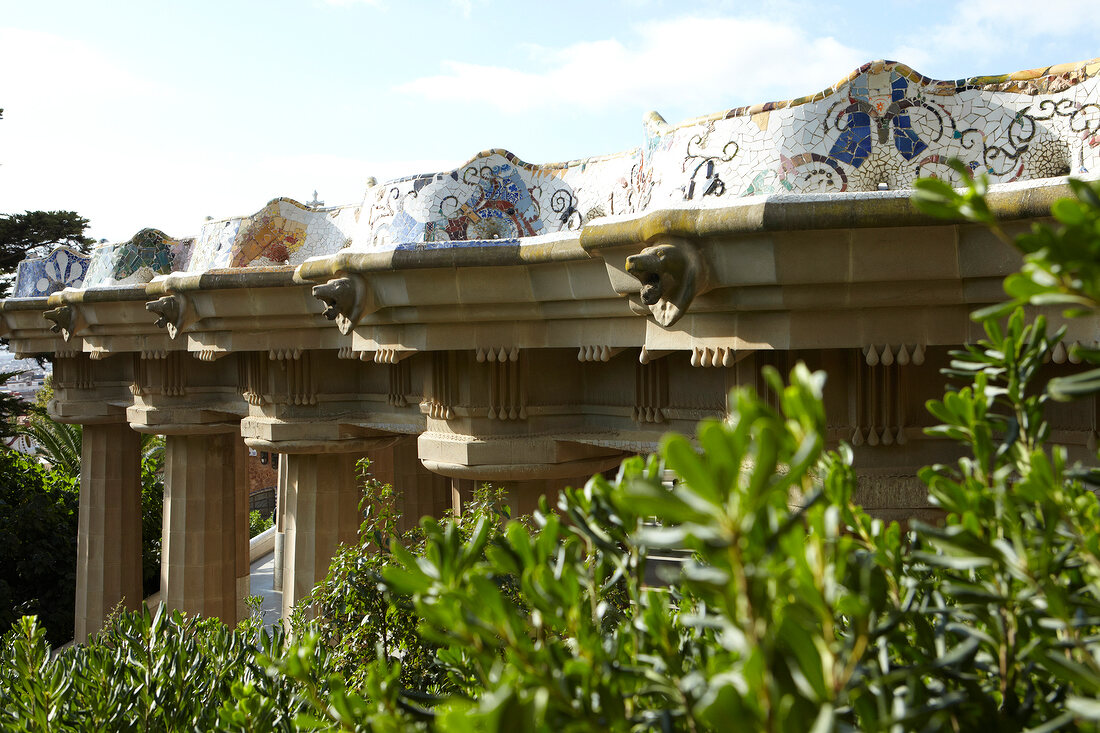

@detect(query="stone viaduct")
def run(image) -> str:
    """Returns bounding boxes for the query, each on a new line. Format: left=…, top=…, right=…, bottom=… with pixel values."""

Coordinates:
left=4, top=58, right=1100, bottom=642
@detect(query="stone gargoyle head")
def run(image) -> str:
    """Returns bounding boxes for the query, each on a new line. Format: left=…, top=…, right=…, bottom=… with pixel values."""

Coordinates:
left=146, top=294, right=189, bottom=339
left=311, top=275, right=373, bottom=335
left=43, top=305, right=74, bottom=340
left=625, top=240, right=709, bottom=327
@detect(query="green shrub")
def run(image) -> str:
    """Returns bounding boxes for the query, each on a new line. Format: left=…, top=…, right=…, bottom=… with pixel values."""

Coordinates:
left=300, top=465, right=515, bottom=696
left=250, top=509, right=274, bottom=538
left=0, top=451, right=78, bottom=648
left=140, top=435, right=165, bottom=597
left=0, top=607, right=307, bottom=731
left=0, top=426, right=165, bottom=634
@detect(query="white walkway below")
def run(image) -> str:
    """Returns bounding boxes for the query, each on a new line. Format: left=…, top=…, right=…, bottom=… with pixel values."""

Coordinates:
left=249, top=552, right=282, bottom=625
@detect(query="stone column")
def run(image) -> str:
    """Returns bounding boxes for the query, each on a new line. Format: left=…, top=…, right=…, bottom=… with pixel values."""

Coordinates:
left=75, top=422, right=142, bottom=644
left=281, top=452, right=364, bottom=619
left=273, top=457, right=288, bottom=592
left=365, top=439, right=451, bottom=533
left=234, top=441, right=250, bottom=622
left=161, top=432, right=244, bottom=623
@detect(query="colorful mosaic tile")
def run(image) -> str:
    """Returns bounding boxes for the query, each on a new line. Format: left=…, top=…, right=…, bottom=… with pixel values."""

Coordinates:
left=638, top=58, right=1100, bottom=205
left=185, top=198, right=355, bottom=273
left=14, top=56, right=1096, bottom=293
left=356, top=149, right=638, bottom=251
left=12, top=247, right=91, bottom=297
left=82, top=228, right=189, bottom=288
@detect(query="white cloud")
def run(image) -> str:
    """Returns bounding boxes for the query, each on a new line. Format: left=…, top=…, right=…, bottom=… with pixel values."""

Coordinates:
left=903, top=0, right=1100, bottom=75
left=2, top=141, right=456, bottom=241
left=0, top=28, right=155, bottom=105
left=0, top=27, right=454, bottom=242
left=396, top=15, right=868, bottom=119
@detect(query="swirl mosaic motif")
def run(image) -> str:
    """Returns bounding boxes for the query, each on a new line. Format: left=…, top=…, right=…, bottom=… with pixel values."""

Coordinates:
left=642, top=58, right=1100, bottom=203
left=12, top=247, right=91, bottom=298
left=13, top=57, right=1100, bottom=297
left=358, top=149, right=638, bottom=250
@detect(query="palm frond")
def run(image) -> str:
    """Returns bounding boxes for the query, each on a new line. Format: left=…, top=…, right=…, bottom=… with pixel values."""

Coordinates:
left=16, top=417, right=81, bottom=477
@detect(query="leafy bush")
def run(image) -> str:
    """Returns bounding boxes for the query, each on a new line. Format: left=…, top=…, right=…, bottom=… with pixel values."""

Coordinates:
left=0, top=608, right=307, bottom=731
left=300, top=465, right=514, bottom=695
left=139, top=435, right=164, bottom=597
left=0, top=422, right=165, bottom=633
left=250, top=510, right=274, bottom=538
left=0, top=451, right=77, bottom=648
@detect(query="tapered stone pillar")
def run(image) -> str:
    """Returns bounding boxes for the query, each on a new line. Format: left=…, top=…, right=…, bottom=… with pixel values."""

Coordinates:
left=281, top=452, right=363, bottom=619
left=364, top=439, right=451, bottom=533
left=161, top=433, right=243, bottom=623
left=235, top=442, right=250, bottom=621
left=273, top=458, right=288, bottom=592
left=75, top=422, right=142, bottom=643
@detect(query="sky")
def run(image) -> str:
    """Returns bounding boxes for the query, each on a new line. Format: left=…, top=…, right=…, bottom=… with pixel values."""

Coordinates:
left=0, top=0, right=1097, bottom=242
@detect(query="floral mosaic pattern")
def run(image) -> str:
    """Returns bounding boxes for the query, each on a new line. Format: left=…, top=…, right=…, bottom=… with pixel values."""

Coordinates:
left=12, top=247, right=91, bottom=297
left=10, top=57, right=1099, bottom=296
left=185, top=198, right=355, bottom=273
left=82, top=229, right=189, bottom=288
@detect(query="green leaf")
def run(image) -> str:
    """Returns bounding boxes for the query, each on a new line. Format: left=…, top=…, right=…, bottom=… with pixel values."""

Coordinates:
left=662, top=433, right=721, bottom=507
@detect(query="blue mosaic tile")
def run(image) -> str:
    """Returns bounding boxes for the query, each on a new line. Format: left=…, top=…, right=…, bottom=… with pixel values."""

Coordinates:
left=12, top=247, right=91, bottom=298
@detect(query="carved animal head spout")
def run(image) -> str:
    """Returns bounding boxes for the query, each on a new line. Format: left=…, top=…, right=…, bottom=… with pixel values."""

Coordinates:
left=146, top=296, right=180, bottom=329
left=312, top=278, right=355, bottom=322
left=146, top=295, right=188, bottom=338
left=310, top=275, right=374, bottom=335
left=43, top=305, right=73, bottom=338
left=625, top=240, right=709, bottom=327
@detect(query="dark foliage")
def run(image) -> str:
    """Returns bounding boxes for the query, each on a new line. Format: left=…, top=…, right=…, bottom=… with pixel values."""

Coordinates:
left=0, top=371, right=30, bottom=442
left=140, top=437, right=164, bottom=598
left=0, top=451, right=78, bottom=647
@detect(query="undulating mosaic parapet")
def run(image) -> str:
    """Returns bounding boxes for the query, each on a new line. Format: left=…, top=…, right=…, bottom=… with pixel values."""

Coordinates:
left=350, top=58, right=1100, bottom=249
left=8, top=57, right=1099, bottom=296
left=12, top=247, right=91, bottom=297
left=638, top=58, right=1100, bottom=203
left=82, top=229, right=189, bottom=289
left=352, top=148, right=640, bottom=252
left=186, top=198, right=355, bottom=273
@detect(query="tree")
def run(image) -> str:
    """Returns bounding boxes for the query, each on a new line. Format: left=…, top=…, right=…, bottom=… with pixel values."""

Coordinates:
left=15, top=418, right=80, bottom=477
left=0, top=210, right=94, bottom=267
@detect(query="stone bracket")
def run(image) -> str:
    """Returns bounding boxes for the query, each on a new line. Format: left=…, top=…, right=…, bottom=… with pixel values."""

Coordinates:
left=146, top=293, right=195, bottom=339
left=311, top=274, right=377, bottom=335
left=624, top=238, right=710, bottom=327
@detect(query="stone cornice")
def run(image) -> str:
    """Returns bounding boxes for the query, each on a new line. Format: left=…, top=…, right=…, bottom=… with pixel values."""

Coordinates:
left=579, top=179, right=1072, bottom=250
